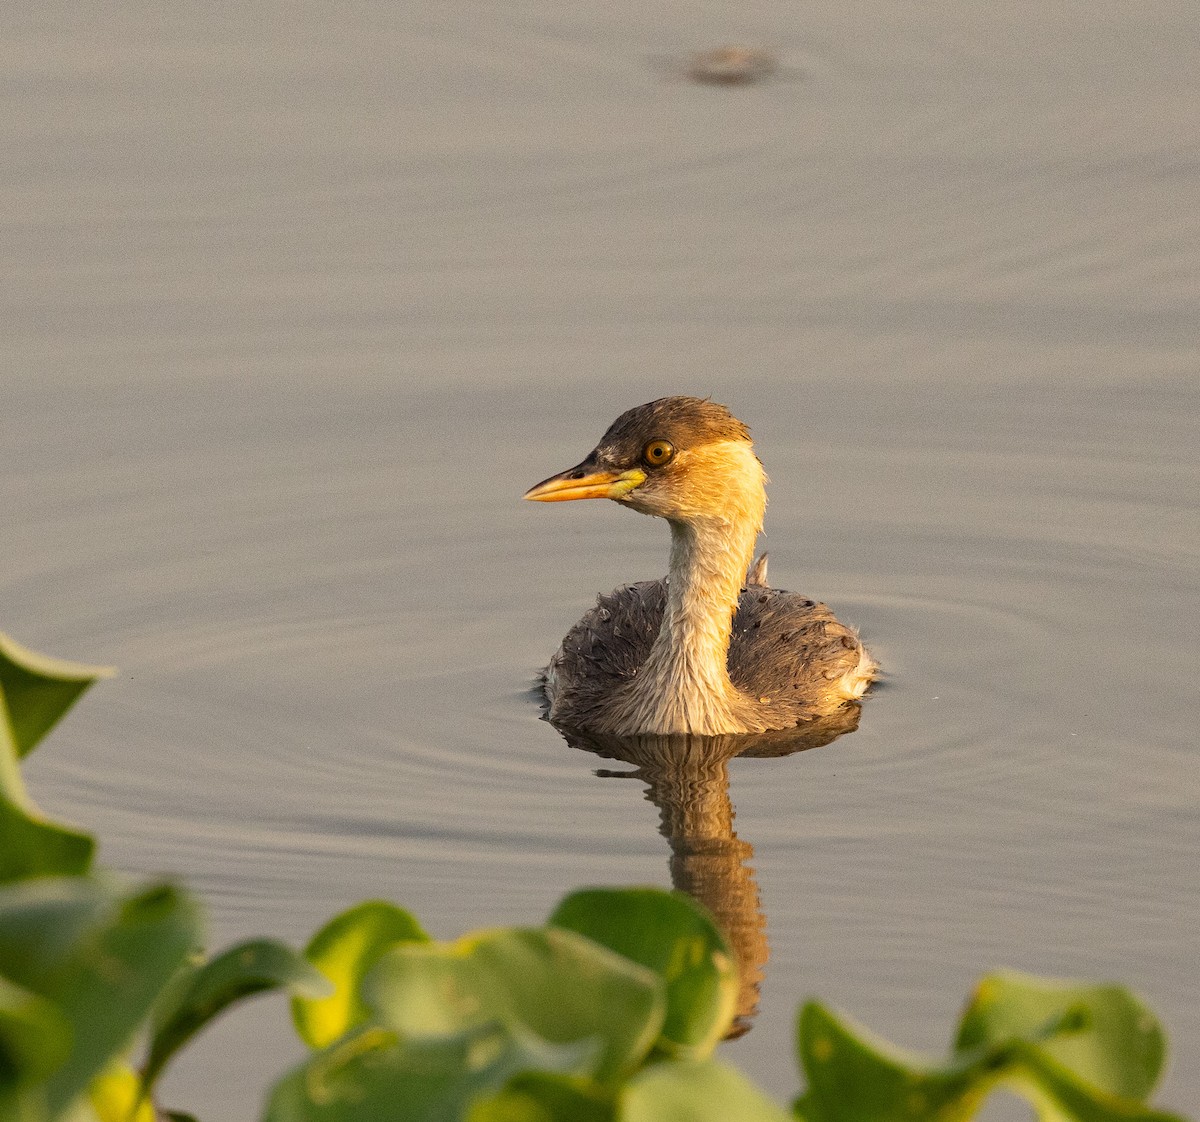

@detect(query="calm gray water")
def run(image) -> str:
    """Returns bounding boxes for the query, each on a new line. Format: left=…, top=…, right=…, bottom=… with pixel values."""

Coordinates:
left=5, top=2, right=1198, bottom=1118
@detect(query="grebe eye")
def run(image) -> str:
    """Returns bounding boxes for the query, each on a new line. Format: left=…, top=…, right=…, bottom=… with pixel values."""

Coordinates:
left=642, top=440, right=675, bottom=467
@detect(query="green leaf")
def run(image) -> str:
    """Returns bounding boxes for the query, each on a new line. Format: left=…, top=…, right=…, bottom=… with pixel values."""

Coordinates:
left=262, top=1022, right=593, bottom=1122
left=87, top=1062, right=157, bottom=1122
left=0, top=974, right=71, bottom=1086
left=292, top=900, right=429, bottom=1049
left=467, top=1072, right=613, bottom=1122
left=0, top=799, right=94, bottom=886
left=796, top=980, right=1188, bottom=1122
left=795, top=1001, right=987, bottom=1122
left=956, top=971, right=1166, bottom=1103
left=0, top=1088, right=45, bottom=1122
left=365, top=926, right=665, bottom=1084
left=1002, top=1041, right=1189, bottom=1122
left=0, top=875, right=201, bottom=1117
left=141, top=938, right=331, bottom=1097
left=0, top=877, right=110, bottom=983
left=0, top=632, right=114, bottom=761
left=619, top=1059, right=792, bottom=1122
left=0, top=632, right=107, bottom=884
left=548, top=888, right=738, bottom=1060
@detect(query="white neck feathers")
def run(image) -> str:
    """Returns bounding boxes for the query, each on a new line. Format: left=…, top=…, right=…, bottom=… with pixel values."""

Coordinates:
left=612, top=441, right=766, bottom=734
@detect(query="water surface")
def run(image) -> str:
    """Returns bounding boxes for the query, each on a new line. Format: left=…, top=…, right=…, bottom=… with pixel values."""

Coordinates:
left=4, top=2, right=1197, bottom=1117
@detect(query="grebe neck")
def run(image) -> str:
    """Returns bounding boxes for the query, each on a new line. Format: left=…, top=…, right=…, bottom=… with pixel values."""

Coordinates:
left=616, top=512, right=761, bottom=734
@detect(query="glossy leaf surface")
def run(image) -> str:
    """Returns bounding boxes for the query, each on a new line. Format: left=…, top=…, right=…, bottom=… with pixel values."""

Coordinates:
left=998, top=1041, right=1187, bottom=1122
left=796, top=981, right=1188, bottom=1122
left=365, top=926, right=664, bottom=1084
left=796, top=1001, right=984, bottom=1122
left=0, top=634, right=107, bottom=884
left=0, top=804, right=94, bottom=886
left=466, top=1072, right=613, bottom=1122
left=0, top=973, right=71, bottom=1094
left=956, top=970, right=1166, bottom=1102
left=619, top=1059, right=792, bottom=1122
left=143, top=938, right=331, bottom=1096
left=548, top=887, right=738, bottom=1059
left=0, top=875, right=200, bottom=1117
left=88, top=1063, right=157, bottom=1122
left=0, top=632, right=114, bottom=760
left=292, top=900, right=428, bottom=1049
left=263, top=1023, right=592, bottom=1122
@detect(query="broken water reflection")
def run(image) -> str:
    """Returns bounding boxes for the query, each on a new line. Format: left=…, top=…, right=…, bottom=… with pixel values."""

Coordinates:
left=557, top=706, right=861, bottom=1038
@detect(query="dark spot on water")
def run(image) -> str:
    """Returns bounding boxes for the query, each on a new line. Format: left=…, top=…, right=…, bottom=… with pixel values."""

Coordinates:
left=686, top=45, right=779, bottom=86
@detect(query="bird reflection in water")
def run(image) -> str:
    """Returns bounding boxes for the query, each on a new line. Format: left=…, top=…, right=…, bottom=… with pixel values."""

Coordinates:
left=553, top=706, right=861, bottom=1038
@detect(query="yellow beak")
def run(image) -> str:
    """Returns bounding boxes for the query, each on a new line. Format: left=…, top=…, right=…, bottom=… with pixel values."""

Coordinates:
left=524, top=464, right=647, bottom=502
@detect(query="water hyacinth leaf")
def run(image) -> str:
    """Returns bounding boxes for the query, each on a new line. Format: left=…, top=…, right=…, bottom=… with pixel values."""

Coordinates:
left=0, top=801, right=94, bottom=884
left=796, top=986, right=1186, bottom=1122
left=548, top=888, right=738, bottom=1059
left=0, top=974, right=71, bottom=1086
left=1001, top=1041, right=1189, bottom=1122
left=0, top=877, right=123, bottom=990
left=955, top=970, right=1167, bottom=1103
left=0, top=632, right=106, bottom=884
left=0, top=876, right=201, bottom=1117
left=0, top=632, right=114, bottom=760
left=795, top=1001, right=986, bottom=1122
left=262, top=1022, right=593, bottom=1122
left=467, top=1072, right=613, bottom=1122
left=0, top=1089, right=37, bottom=1122
left=50, top=882, right=202, bottom=1116
left=142, top=939, right=331, bottom=1097
left=619, top=1059, right=792, bottom=1122
left=88, top=1063, right=158, bottom=1122
left=366, top=941, right=477, bottom=1036
left=292, top=900, right=429, bottom=1049
left=365, top=927, right=664, bottom=1084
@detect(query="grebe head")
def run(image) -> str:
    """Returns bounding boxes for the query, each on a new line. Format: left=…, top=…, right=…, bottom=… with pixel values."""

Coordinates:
left=523, top=396, right=766, bottom=526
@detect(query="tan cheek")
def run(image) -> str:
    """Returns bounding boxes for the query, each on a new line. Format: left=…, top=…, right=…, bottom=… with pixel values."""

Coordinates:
left=674, top=449, right=721, bottom=488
